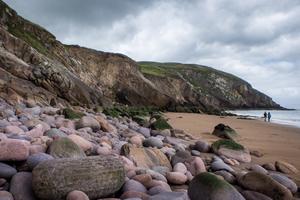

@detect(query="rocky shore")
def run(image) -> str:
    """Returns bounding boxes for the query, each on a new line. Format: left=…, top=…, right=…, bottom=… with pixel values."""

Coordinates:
left=0, top=98, right=299, bottom=200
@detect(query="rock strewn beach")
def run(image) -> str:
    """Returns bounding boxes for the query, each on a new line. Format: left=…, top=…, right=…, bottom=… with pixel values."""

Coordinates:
left=0, top=98, right=299, bottom=200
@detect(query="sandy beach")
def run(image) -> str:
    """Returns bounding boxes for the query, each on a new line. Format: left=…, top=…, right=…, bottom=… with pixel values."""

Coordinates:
left=166, top=112, right=300, bottom=182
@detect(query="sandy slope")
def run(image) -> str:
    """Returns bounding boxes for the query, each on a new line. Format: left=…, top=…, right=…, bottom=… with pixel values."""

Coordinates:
left=165, top=112, right=300, bottom=182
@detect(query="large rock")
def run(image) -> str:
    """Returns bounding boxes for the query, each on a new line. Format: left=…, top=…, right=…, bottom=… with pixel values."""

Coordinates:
left=212, top=124, right=237, bottom=140
left=237, top=172, right=293, bottom=200
left=32, top=156, right=125, bottom=200
left=212, top=139, right=251, bottom=163
left=47, top=137, right=86, bottom=158
left=10, top=172, right=36, bottom=200
left=0, top=162, right=17, bottom=179
left=188, top=172, right=245, bottom=200
left=275, top=161, right=298, bottom=174
left=76, top=116, right=100, bottom=132
left=121, top=145, right=171, bottom=170
left=0, top=138, right=30, bottom=161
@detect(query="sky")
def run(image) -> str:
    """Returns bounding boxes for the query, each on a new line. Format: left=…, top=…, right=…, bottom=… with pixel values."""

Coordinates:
left=3, top=0, right=300, bottom=108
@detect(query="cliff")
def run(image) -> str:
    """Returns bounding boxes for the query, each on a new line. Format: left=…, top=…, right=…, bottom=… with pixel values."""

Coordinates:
left=0, top=1, right=282, bottom=112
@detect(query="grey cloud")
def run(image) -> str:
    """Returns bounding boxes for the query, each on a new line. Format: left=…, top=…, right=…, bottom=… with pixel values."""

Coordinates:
left=3, top=0, right=300, bottom=108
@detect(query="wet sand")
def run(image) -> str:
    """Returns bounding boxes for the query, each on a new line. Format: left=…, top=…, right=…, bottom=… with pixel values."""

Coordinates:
left=165, top=112, right=300, bottom=182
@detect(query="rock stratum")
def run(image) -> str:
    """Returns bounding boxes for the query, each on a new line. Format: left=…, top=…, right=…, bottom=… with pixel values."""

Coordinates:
left=0, top=1, right=281, bottom=112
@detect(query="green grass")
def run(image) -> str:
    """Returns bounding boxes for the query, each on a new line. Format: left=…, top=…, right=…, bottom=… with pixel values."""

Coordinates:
left=8, top=23, right=48, bottom=55
left=151, top=117, right=172, bottom=130
left=212, top=139, right=245, bottom=151
left=195, top=172, right=230, bottom=189
left=62, top=108, right=85, bottom=119
left=138, top=63, right=169, bottom=77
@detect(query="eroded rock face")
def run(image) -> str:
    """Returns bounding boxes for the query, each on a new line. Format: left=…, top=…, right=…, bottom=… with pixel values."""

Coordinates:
left=0, top=1, right=282, bottom=111
left=32, top=156, right=125, bottom=200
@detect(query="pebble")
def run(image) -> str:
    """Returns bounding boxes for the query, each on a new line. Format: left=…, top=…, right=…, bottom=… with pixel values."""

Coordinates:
left=0, top=191, right=14, bottom=200
left=137, top=127, right=151, bottom=138
left=26, top=153, right=54, bottom=170
left=143, top=137, right=163, bottom=148
left=0, top=139, right=30, bottom=161
left=166, top=172, right=187, bottom=185
left=4, top=125, right=24, bottom=134
left=122, top=180, right=147, bottom=193
left=68, top=134, right=93, bottom=152
left=173, top=162, right=187, bottom=174
left=10, top=172, right=36, bottom=200
left=66, top=190, right=89, bottom=200
left=0, top=162, right=17, bottom=179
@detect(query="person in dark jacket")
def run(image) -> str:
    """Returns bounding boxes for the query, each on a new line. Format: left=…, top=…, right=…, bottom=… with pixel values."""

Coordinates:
left=263, top=112, right=267, bottom=121
left=267, top=112, right=271, bottom=122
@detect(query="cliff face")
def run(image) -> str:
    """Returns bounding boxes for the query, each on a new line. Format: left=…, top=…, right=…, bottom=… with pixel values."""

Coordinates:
left=0, top=1, right=281, bottom=111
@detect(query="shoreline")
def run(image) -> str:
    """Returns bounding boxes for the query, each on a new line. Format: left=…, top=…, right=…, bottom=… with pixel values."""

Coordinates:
left=165, top=112, right=300, bottom=183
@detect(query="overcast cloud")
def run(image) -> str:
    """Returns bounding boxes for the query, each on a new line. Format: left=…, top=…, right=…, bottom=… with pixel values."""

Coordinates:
left=3, top=0, right=300, bottom=108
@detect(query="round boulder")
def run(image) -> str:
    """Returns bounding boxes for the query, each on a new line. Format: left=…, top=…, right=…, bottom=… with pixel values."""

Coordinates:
left=188, top=172, right=245, bottom=200
left=66, top=190, right=89, bottom=200
left=0, top=162, right=17, bottom=179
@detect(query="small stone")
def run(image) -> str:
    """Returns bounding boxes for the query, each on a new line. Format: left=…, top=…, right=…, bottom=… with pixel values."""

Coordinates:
left=166, top=172, right=187, bottom=185
left=96, top=146, right=111, bottom=155
left=10, top=172, right=35, bottom=200
left=137, top=127, right=151, bottom=138
left=214, top=170, right=236, bottom=184
left=171, top=151, right=192, bottom=166
left=211, top=159, right=234, bottom=173
left=262, top=163, right=276, bottom=171
left=66, top=190, right=89, bottom=200
left=149, top=192, right=189, bottom=200
left=241, top=191, right=272, bottom=200
left=4, top=126, right=24, bottom=134
left=173, top=162, right=187, bottom=174
left=29, top=144, right=46, bottom=155
left=47, top=137, right=86, bottom=159
left=130, top=135, right=144, bottom=147
left=251, top=164, right=268, bottom=175
left=186, top=157, right=207, bottom=176
left=76, top=116, right=100, bottom=132
left=194, top=140, right=210, bottom=153
left=250, top=150, right=264, bottom=157
left=143, top=137, right=163, bottom=148
left=132, top=174, right=152, bottom=187
left=269, top=172, right=298, bottom=194
left=0, top=162, right=17, bottom=179
left=0, top=139, right=30, bottom=161
left=120, top=191, right=149, bottom=200
left=275, top=161, right=298, bottom=174
left=191, top=150, right=201, bottom=156
left=68, top=134, right=93, bottom=152
left=25, top=124, right=44, bottom=138
left=122, top=180, right=147, bottom=193
left=26, top=153, right=54, bottom=170
left=0, top=191, right=14, bottom=200
left=44, top=128, right=67, bottom=139
left=148, top=185, right=171, bottom=195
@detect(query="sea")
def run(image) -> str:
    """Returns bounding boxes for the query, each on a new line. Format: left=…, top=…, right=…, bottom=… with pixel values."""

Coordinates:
left=227, top=109, right=300, bottom=128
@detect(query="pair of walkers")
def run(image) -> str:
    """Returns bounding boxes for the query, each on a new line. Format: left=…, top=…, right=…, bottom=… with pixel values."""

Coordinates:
left=264, top=112, right=271, bottom=122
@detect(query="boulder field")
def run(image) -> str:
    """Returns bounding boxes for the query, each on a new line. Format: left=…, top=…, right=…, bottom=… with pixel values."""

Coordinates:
left=0, top=98, right=299, bottom=200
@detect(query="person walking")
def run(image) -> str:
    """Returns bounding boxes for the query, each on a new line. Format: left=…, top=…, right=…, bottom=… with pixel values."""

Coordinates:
left=263, top=112, right=267, bottom=121
left=267, top=112, right=271, bottom=122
